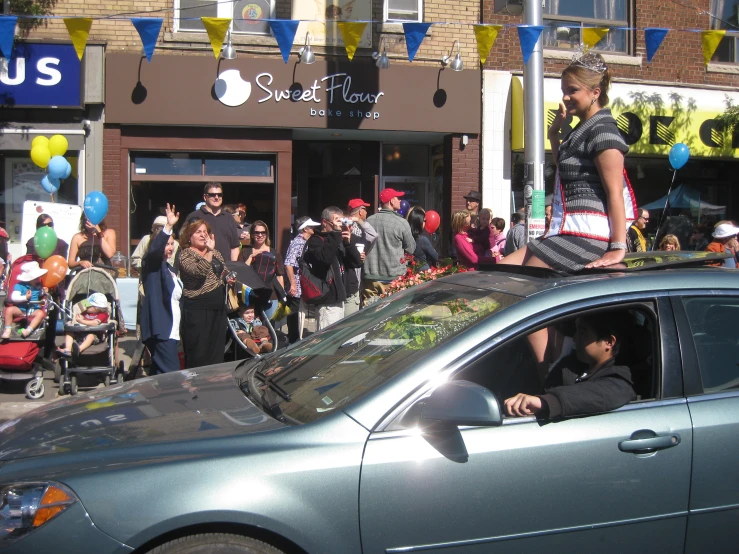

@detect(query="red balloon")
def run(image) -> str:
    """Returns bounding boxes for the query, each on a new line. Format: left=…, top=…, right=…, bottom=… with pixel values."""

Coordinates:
left=424, top=210, right=441, bottom=234
left=41, top=255, right=68, bottom=288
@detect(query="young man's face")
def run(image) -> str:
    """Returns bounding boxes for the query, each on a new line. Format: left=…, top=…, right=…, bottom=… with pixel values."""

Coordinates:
left=204, top=186, right=223, bottom=212
left=389, top=196, right=401, bottom=212
left=574, top=318, right=615, bottom=366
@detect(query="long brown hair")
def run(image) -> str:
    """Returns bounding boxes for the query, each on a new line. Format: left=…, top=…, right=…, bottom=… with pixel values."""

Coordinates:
left=179, top=219, right=211, bottom=249
left=79, top=212, right=108, bottom=233
left=250, top=219, right=271, bottom=247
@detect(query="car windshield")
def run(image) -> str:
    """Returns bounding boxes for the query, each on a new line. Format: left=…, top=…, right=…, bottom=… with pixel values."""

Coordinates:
left=246, top=282, right=520, bottom=424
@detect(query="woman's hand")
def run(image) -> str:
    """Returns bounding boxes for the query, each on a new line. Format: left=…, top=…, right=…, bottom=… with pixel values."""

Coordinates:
left=165, top=203, right=179, bottom=228
left=585, top=248, right=625, bottom=269
left=548, top=103, right=566, bottom=137
left=205, top=233, right=216, bottom=253
left=79, top=260, right=93, bottom=269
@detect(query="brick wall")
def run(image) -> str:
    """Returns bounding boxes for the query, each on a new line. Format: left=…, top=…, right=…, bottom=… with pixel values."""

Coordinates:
left=482, top=0, right=739, bottom=89
left=101, top=125, right=124, bottom=245
left=446, top=134, right=481, bottom=214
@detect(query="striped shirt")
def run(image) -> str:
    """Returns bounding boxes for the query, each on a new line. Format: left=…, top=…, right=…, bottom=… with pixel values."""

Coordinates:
left=284, top=235, right=307, bottom=298
left=180, top=248, right=226, bottom=298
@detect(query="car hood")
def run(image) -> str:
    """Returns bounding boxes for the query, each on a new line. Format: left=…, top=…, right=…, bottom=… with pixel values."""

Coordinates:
left=0, top=365, right=284, bottom=461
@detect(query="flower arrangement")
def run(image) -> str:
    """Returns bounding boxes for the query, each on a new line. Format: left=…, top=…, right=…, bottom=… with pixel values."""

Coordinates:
left=379, top=255, right=474, bottom=298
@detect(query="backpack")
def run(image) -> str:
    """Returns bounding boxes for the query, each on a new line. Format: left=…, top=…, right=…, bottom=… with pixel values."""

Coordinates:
left=249, top=249, right=278, bottom=285
left=299, top=238, right=334, bottom=305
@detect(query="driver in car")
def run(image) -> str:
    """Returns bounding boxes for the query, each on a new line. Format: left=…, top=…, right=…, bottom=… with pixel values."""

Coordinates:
left=504, top=314, right=636, bottom=418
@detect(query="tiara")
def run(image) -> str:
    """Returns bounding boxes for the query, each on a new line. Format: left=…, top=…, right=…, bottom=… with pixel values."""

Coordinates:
left=570, top=46, right=607, bottom=73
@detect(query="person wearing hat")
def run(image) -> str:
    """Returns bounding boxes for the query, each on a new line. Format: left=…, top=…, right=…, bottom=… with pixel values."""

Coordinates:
left=345, top=199, right=377, bottom=315
left=463, top=190, right=482, bottom=229
left=284, top=216, right=321, bottom=342
left=58, top=292, right=111, bottom=358
left=131, top=215, right=180, bottom=273
left=706, top=222, right=739, bottom=268
left=363, top=188, right=416, bottom=302
left=2, top=261, right=48, bottom=339
left=26, top=214, right=69, bottom=259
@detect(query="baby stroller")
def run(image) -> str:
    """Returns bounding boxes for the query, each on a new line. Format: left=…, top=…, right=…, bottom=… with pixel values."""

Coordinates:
left=225, top=262, right=278, bottom=361
left=0, top=255, right=56, bottom=399
left=59, top=267, right=125, bottom=395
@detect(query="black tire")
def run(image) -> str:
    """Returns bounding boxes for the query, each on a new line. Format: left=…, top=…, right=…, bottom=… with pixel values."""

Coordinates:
left=53, top=360, right=62, bottom=384
left=117, top=360, right=126, bottom=384
left=146, top=533, right=286, bottom=554
left=69, top=374, right=78, bottom=395
left=104, top=374, right=111, bottom=387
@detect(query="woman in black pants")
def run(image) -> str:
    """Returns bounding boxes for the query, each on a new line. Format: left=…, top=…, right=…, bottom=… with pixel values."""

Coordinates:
left=178, top=219, right=227, bottom=368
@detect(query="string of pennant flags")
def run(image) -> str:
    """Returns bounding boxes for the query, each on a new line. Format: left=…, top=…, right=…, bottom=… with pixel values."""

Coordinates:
left=0, top=14, right=731, bottom=67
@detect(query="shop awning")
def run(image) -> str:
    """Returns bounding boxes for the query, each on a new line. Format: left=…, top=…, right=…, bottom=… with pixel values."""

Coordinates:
left=0, top=123, right=86, bottom=151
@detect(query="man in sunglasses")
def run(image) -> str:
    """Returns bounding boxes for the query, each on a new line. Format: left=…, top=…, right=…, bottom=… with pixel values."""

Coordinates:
left=185, top=182, right=240, bottom=261
left=627, top=208, right=650, bottom=252
left=26, top=214, right=69, bottom=259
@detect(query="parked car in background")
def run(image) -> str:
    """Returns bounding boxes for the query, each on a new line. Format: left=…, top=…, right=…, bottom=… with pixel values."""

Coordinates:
left=0, top=253, right=735, bottom=554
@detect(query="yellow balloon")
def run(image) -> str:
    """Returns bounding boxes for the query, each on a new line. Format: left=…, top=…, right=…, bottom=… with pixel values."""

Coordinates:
left=31, top=146, right=51, bottom=169
left=31, top=136, right=49, bottom=150
left=48, top=134, right=68, bottom=157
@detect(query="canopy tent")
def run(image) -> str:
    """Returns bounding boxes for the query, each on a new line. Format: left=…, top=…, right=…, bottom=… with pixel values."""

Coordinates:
left=641, top=184, right=725, bottom=217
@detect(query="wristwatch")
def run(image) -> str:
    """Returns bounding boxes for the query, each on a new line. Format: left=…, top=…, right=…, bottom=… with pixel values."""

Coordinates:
left=608, top=241, right=627, bottom=251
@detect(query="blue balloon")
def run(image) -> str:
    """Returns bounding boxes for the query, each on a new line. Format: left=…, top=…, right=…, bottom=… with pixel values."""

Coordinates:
left=668, top=143, right=690, bottom=170
left=62, top=160, right=72, bottom=179
left=41, top=175, right=60, bottom=194
left=48, top=155, right=68, bottom=179
left=398, top=199, right=410, bottom=217
left=84, top=191, right=109, bottom=225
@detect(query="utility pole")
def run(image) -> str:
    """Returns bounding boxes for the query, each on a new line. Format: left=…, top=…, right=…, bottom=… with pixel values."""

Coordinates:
left=523, top=0, right=546, bottom=243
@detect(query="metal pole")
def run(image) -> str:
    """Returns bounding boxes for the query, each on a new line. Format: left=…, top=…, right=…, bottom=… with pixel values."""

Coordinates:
left=3, top=0, right=10, bottom=15
left=523, top=0, right=546, bottom=243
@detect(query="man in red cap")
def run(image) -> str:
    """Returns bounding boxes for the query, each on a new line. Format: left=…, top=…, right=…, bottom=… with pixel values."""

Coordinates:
left=363, top=188, right=416, bottom=303
left=345, top=199, right=377, bottom=315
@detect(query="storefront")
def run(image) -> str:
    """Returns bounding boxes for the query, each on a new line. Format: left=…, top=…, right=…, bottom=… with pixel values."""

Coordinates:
left=482, top=72, right=739, bottom=248
left=0, top=42, right=105, bottom=261
left=104, top=54, right=480, bottom=255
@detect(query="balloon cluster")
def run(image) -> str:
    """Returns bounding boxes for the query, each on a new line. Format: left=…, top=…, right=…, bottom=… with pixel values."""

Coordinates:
left=31, top=220, right=70, bottom=285
left=30, top=135, right=76, bottom=194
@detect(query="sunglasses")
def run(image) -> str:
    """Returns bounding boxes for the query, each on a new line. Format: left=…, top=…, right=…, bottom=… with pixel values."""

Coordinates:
left=42, top=221, right=53, bottom=228
left=253, top=231, right=267, bottom=236
left=206, top=192, right=223, bottom=198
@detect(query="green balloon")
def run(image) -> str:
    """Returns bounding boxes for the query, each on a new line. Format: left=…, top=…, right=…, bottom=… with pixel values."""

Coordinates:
left=34, top=226, right=58, bottom=259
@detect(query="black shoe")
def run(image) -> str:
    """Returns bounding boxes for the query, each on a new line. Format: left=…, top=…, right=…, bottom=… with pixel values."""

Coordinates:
left=72, top=342, right=80, bottom=359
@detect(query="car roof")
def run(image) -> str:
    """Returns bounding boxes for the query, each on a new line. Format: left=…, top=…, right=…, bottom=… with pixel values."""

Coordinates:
left=442, top=252, right=738, bottom=299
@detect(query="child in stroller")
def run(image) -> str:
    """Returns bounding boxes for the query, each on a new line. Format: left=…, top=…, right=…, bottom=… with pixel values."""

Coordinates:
left=234, top=305, right=274, bottom=355
left=58, top=292, right=110, bottom=358
left=2, top=261, right=48, bottom=339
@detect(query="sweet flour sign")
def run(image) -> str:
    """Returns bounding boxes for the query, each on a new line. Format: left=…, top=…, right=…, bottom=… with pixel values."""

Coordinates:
left=105, top=54, right=481, bottom=134
left=215, top=69, right=384, bottom=121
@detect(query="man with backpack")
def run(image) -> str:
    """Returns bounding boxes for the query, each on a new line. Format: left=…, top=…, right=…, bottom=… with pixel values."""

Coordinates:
left=284, top=217, right=321, bottom=342
left=303, top=207, right=362, bottom=330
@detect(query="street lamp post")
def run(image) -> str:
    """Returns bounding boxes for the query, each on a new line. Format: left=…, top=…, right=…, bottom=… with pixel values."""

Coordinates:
left=523, top=0, right=546, bottom=243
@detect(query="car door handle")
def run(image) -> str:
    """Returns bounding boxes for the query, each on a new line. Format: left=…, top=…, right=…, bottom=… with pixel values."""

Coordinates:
left=619, top=430, right=681, bottom=453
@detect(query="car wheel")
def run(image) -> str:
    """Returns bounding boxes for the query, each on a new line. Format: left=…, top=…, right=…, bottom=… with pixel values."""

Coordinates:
left=146, top=533, right=286, bottom=554
left=69, top=375, right=78, bottom=396
left=25, top=379, right=44, bottom=400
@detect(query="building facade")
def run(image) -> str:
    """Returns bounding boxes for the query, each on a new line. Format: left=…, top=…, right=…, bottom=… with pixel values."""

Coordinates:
left=482, top=0, right=739, bottom=249
left=4, top=0, right=483, bottom=256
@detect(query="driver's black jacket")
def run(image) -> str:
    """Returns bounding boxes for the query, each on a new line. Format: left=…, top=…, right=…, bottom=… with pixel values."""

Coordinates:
left=538, top=355, right=636, bottom=418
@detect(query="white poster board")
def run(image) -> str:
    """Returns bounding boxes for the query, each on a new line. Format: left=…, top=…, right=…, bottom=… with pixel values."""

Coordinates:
left=20, top=201, right=82, bottom=256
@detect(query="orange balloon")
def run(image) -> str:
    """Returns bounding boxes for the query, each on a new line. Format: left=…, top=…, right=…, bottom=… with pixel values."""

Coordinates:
left=41, top=255, right=68, bottom=288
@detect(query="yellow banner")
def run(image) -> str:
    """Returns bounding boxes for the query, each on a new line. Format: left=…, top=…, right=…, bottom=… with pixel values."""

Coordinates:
left=337, top=22, right=367, bottom=61
left=63, top=18, right=93, bottom=61
left=702, top=30, right=726, bottom=66
left=473, top=25, right=502, bottom=66
left=201, top=17, right=232, bottom=59
left=582, top=27, right=609, bottom=50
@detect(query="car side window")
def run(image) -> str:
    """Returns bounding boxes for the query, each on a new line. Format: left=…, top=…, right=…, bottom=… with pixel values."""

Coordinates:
left=682, top=296, right=739, bottom=393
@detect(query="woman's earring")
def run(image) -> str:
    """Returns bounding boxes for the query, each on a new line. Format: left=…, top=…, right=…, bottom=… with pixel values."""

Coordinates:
left=590, top=97, right=596, bottom=106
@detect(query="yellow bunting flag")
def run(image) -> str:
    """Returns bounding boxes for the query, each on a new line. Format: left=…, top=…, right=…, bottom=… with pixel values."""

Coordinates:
left=582, top=27, right=609, bottom=50
left=473, top=24, right=502, bottom=66
left=201, top=17, right=232, bottom=59
left=337, top=22, right=367, bottom=61
left=702, top=30, right=726, bottom=66
left=63, top=18, right=93, bottom=61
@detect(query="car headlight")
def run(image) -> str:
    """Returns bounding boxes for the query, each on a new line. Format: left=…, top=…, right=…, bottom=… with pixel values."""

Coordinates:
left=0, top=482, right=77, bottom=543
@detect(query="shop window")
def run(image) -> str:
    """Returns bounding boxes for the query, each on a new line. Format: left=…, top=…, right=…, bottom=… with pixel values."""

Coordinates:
left=205, top=157, right=272, bottom=177
left=384, top=0, right=422, bottom=22
left=132, top=154, right=274, bottom=179
left=134, top=154, right=202, bottom=176
left=383, top=144, right=429, bottom=177
left=710, top=0, right=739, bottom=64
left=176, top=0, right=276, bottom=35
left=542, top=0, right=630, bottom=54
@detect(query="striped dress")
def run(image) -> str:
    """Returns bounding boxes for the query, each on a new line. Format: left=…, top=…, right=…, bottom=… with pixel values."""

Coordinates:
left=528, top=108, right=634, bottom=273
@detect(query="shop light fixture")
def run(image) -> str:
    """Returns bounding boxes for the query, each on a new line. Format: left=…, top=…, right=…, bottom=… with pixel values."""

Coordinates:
left=372, top=38, right=390, bottom=69
left=221, top=29, right=236, bottom=60
left=441, top=40, right=464, bottom=71
left=298, top=33, right=316, bottom=65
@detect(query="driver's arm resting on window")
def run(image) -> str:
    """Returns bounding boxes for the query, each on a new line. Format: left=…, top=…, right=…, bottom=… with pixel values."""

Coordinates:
left=504, top=315, right=636, bottom=418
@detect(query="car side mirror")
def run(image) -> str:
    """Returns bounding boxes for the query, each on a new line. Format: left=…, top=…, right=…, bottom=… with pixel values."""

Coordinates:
left=421, top=380, right=503, bottom=427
